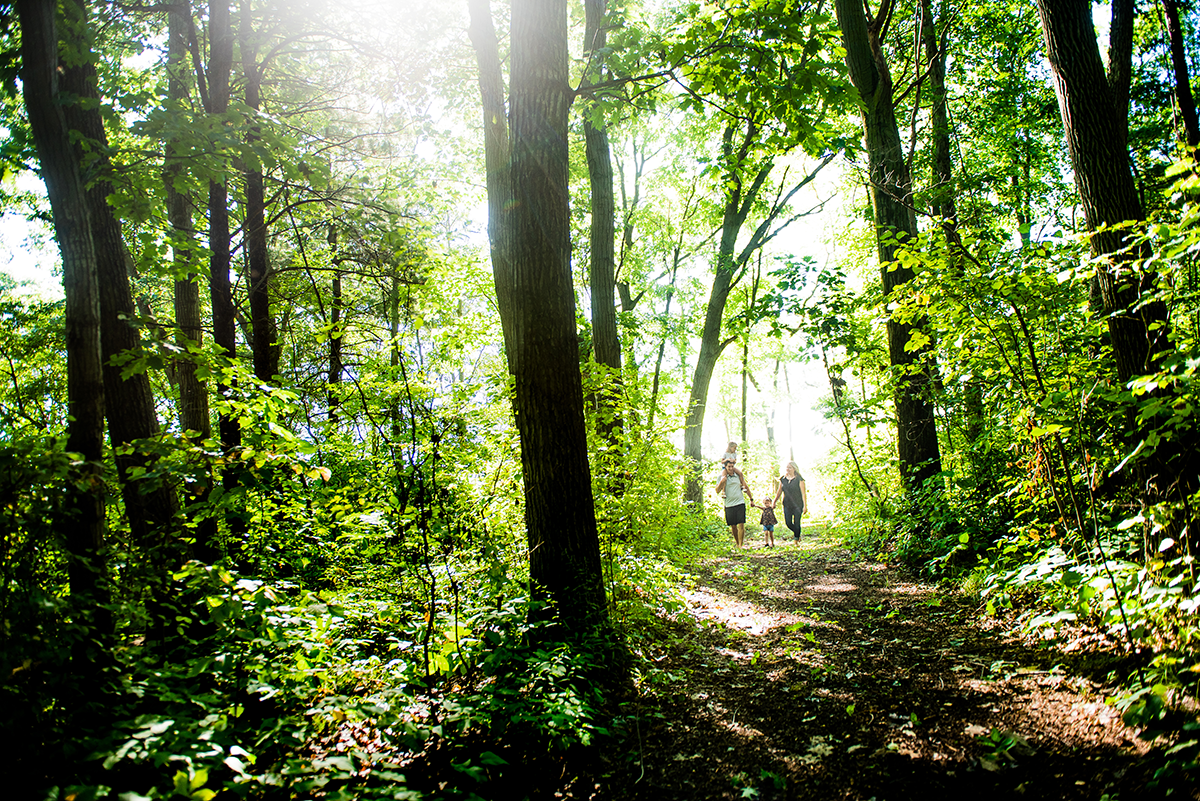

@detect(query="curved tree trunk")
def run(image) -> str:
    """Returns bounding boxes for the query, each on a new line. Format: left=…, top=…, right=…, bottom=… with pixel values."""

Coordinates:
left=682, top=123, right=773, bottom=504
left=681, top=227, right=740, bottom=504
left=59, top=0, right=179, bottom=558
left=18, top=0, right=109, bottom=615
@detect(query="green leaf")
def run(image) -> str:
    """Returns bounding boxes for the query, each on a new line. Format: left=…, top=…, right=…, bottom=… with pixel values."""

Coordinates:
left=173, top=770, right=191, bottom=797
left=479, top=751, right=508, bottom=766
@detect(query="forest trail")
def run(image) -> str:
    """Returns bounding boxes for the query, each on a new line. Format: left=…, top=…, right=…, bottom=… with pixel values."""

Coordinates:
left=597, top=531, right=1165, bottom=800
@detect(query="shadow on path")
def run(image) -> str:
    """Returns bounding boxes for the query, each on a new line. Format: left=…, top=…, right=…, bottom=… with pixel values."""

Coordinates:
left=597, top=534, right=1172, bottom=800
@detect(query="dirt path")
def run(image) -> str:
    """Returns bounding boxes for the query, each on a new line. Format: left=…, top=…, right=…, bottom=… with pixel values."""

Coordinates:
left=597, top=533, right=1173, bottom=800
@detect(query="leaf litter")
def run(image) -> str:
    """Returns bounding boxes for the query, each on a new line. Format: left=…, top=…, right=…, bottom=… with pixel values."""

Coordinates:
left=585, top=535, right=1173, bottom=800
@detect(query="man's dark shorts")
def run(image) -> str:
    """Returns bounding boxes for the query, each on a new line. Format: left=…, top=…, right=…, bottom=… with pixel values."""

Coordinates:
left=724, top=503, right=746, bottom=526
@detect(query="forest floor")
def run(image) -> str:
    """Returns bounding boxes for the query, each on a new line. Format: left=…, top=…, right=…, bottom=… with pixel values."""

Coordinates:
left=580, top=526, right=1191, bottom=801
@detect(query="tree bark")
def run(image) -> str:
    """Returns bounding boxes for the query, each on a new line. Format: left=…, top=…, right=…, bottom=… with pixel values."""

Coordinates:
left=1162, top=0, right=1200, bottom=148
left=58, top=0, right=180, bottom=556
left=647, top=253, right=680, bottom=435
left=17, top=0, right=109, bottom=612
left=467, top=0, right=516, bottom=362
left=920, top=0, right=956, bottom=236
left=1036, top=0, right=1198, bottom=556
left=208, top=0, right=239, bottom=452
left=1035, top=0, right=1155, bottom=379
left=328, top=230, right=343, bottom=424
left=242, top=0, right=276, bottom=383
left=1105, top=0, right=1134, bottom=148
left=682, top=122, right=773, bottom=504
left=167, top=1, right=210, bottom=443
left=835, top=0, right=943, bottom=492
left=505, top=0, right=608, bottom=631
left=582, top=0, right=623, bottom=431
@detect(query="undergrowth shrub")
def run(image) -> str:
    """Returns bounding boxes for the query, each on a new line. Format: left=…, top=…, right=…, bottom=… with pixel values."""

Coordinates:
left=971, top=527, right=1200, bottom=789
left=14, top=562, right=619, bottom=801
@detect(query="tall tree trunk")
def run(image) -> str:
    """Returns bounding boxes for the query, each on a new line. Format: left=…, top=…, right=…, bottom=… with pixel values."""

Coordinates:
left=920, top=0, right=956, bottom=237
left=767, top=358, right=779, bottom=457
left=471, top=0, right=609, bottom=632
left=682, top=122, right=773, bottom=504
left=921, top=0, right=989, bottom=457
left=582, top=0, right=623, bottom=442
left=467, top=0, right=516, bottom=361
left=647, top=253, right=679, bottom=435
left=208, top=0, right=239, bottom=453
left=1162, top=0, right=1200, bottom=148
left=835, top=0, right=943, bottom=492
left=205, top=0, right=245, bottom=552
left=17, top=0, right=109, bottom=614
left=58, top=0, right=180, bottom=557
left=242, top=0, right=276, bottom=383
left=500, top=0, right=608, bottom=632
left=1036, top=0, right=1155, bottom=378
left=1036, top=0, right=1198, bottom=557
left=388, top=275, right=401, bottom=438
left=167, top=0, right=211, bottom=444
left=1106, top=0, right=1135, bottom=148
left=328, top=243, right=343, bottom=424
left=389, top=275, right=402, bottom=474
left=740, top=258, right=762, bottom=444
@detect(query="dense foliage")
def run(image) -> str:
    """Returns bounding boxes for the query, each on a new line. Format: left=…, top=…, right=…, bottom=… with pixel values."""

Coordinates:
left=1, top=0, right=1199, bottom=796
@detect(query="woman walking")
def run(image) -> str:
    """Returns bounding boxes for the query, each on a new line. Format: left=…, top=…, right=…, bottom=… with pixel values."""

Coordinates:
left=774, top=461, right=808, bottom=542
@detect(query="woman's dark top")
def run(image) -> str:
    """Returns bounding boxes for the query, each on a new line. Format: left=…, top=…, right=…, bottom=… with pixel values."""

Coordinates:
left=779, top=474, right=805, bottom=511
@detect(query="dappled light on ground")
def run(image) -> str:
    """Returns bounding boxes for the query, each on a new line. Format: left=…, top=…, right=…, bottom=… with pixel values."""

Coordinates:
left=681, top=587, right=801, bottom=635
left=598, top=532, right=1165, bottom=800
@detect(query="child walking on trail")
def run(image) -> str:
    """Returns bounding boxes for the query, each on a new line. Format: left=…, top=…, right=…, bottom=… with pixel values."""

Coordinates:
left=753, top=496, right=778, bottom=547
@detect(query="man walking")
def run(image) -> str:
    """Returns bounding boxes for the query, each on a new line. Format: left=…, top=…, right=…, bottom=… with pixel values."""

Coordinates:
left=716, top=460, right=753, bottom=548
